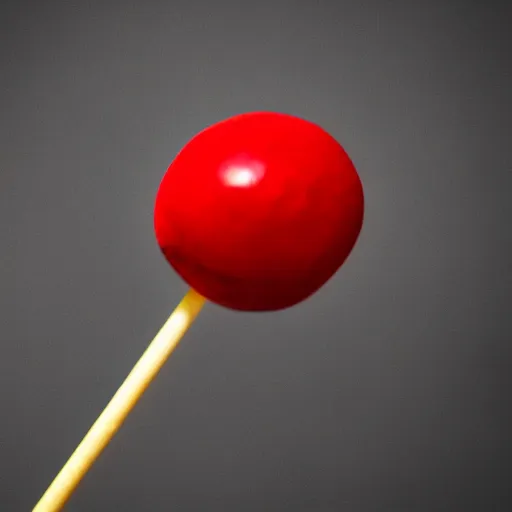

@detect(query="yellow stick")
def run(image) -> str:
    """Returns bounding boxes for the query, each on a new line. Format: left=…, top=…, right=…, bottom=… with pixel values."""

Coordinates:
left=33, top=289, right=206, bottom=512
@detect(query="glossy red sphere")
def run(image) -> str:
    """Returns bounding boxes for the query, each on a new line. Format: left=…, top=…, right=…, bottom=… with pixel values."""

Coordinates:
left=154, top=112, right=364, bottom=311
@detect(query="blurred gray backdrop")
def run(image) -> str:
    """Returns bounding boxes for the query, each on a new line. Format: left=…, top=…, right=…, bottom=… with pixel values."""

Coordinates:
left=1, top=1, right=511, bottom=510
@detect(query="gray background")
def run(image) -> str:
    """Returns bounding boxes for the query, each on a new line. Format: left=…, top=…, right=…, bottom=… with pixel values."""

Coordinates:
left=1, top=1, right=511, bottom=510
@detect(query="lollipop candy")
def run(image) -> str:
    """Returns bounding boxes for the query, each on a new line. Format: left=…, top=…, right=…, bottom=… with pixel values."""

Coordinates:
left=155, top=112, right=364, bottom=311
left=33, top=112, right=364, bottom=511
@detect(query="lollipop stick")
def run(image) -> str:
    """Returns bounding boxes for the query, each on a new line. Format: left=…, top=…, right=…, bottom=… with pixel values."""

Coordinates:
left=33, top=288, right=206, bottom=512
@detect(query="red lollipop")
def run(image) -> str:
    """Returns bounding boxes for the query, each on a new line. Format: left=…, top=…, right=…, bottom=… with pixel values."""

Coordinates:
left=155, top=111, right=364, bottom=311
left=33, top=112, right=364, bottom=512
